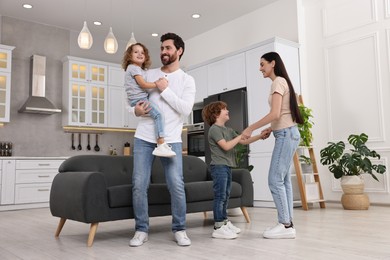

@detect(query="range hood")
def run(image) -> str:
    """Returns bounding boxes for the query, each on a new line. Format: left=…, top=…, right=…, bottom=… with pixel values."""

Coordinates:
left=18, top=55, right=62, bottom=114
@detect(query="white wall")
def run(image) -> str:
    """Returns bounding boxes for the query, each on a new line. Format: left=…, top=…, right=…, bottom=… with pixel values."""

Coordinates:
left=301, top=0, right=390, bottom=204
left=182, top=0, right=299, bottom=68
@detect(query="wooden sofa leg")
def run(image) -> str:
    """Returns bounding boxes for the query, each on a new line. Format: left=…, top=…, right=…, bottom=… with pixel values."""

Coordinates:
left=241, top=207, right=251, bottom=223
left=87, top=223, right=99, bottom=247
left=203, top=211, right=207, bottom=219
left=55, top=218, right=66, bottom=237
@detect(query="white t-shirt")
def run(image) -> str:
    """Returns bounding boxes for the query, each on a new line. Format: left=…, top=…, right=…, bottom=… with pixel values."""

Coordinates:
left=134, top=68, right=196, bottom=143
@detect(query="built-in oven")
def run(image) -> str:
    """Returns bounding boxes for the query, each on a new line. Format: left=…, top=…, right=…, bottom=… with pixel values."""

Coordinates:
left=187, top=123, right=205, bottom=157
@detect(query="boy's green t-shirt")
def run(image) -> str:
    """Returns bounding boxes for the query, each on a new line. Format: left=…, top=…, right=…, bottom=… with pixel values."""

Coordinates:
left=208, top=124, right=238, bottom=167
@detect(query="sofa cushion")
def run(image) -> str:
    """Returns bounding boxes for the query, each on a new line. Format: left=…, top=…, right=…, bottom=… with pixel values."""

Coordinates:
left=107, top=184, right=132, bottom=208
left=107, top=181, right=243, bottom=208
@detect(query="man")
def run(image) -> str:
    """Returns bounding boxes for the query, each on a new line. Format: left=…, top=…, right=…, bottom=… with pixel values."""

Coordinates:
left=129, top=33, right=196, bottom=247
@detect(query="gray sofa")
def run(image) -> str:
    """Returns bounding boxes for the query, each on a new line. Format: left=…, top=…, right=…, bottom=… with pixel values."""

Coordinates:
left=50, top=155, right=253, bottom=246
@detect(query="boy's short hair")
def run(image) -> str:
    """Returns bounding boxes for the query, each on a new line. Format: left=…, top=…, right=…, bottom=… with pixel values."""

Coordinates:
left=202, top=101, right=227, bottom=126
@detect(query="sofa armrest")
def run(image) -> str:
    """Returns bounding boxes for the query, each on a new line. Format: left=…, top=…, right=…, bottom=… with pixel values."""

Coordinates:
left=231, top=168, right=254, bottom=207
left=50, top=171, right=110, bottom=223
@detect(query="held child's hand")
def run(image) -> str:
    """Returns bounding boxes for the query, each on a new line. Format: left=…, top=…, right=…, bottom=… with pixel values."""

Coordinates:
left=155, top=77, right=168, bottom=91
left=241, top=128, right=252, bottom=140
left=260, top=128, right=272, bottom=140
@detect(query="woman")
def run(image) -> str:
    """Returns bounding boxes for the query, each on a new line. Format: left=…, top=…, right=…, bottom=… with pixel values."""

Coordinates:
left=242, top=52, right=303, bottom=239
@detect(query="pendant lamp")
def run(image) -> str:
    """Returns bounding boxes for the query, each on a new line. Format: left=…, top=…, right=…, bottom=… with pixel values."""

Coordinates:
left=78, top=21, right=93, bottom=49
left=104, top=27, right=118, bottom=54
left=126, top=32, right=137, bottom=50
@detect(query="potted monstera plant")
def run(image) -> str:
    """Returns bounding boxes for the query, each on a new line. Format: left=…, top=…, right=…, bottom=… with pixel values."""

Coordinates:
left=319, top=133, right=386, bottom=209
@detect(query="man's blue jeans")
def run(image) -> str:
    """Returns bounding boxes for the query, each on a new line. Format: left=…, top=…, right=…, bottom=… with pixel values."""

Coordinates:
left=132, top=137, right=186, bottom=232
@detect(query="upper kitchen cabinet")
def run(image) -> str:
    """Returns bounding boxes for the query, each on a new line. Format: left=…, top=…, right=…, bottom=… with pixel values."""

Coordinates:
left=107, top=65, right=140, bottom=129
left=0, top=44, right=15, bottom=123
left=62, top=56, right=108, bottom=127
left=187, top=66, right=208, bottom=103
left=207, top=52, right=246, bottom=96
left=246, top=38, right=301, bottom=154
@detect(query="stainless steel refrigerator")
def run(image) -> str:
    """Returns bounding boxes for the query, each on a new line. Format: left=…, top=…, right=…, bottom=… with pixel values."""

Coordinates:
left=203, top=87, right=248, bottom=168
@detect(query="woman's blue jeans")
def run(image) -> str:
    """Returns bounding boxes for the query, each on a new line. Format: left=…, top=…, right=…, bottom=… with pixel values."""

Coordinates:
left=210, top=165, right=232, bottom=222
left=132, top=137, right=186, bottom=232
left=269, top=125, right=300, bottom=224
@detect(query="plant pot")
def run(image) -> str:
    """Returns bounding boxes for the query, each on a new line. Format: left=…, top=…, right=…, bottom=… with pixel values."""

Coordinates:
left=340, top=176, right=369, bottom=210
left=340, top=175, right=364, bottom=194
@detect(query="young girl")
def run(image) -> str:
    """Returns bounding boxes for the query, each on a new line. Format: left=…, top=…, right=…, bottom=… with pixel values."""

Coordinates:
left=202, top=101, right=271, bottom=239
left=122, top=43, right=175, bottom=157
left=242, top=52, right=303, bottom=239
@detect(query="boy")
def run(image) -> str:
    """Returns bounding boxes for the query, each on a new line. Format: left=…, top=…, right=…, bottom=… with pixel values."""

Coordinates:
left=202, top=101, right=271, bottom=239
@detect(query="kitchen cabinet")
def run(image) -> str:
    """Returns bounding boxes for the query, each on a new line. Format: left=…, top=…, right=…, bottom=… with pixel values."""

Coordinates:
left=107, top=65, right=140, bottom=129
left=63, top=57, right=108, bottom=127
left=207, top=52, right=246, bottom=96
left=0, top=158, right=65, bottom=209
left=187, top=66, right=208, bottom=103
left=0, top=44, right=15, bottom=123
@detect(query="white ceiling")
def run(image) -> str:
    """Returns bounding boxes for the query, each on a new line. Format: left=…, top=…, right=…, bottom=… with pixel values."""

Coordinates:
left=0, top=0, right=277, bottom=57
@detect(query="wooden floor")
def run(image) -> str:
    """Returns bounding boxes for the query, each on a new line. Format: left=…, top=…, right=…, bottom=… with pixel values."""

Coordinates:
left=0, top=203, right=389, bottom=260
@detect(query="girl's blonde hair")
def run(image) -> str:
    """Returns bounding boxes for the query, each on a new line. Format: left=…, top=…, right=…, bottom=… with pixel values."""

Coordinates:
left=122, top=43, right=152, bottom=71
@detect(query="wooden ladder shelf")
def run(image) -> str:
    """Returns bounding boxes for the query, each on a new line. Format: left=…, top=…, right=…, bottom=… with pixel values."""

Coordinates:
left=293, top=94, right=325, bottom=210
left=293, top=146, right=326, bottom=210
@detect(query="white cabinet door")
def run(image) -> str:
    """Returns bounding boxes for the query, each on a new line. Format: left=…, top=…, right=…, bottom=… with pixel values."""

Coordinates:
left=0, top=72, right=11, bottom=122
left=68, top=60, right=107, bottom=85
left=249, top=153, right=273, bottom=203
left=67, top=82, right=107, bottom=127
left=109, top=65, right=125, bottom=87
left=108, top=85, right=141, bottom=129
left=0, top=45, right=14, bottom=123
left=63, top=57, right=108, bottom=127
left=187, top=66, right=208, bottom=103
left=1, top=160, right=15, bottom=205
left=207, top=52, right=246, bottom=96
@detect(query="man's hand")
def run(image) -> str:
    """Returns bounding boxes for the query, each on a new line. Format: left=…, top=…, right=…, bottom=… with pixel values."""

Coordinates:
left=155, top=77, right=168, bottom=92
left=134, top=100, right=151, bottom=117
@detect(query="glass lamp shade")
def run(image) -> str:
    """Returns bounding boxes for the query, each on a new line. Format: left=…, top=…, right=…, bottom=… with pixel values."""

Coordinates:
left=125, top=32, right=137, bottom=50
left=78, top=21, right=93, bottom=49
left=104, top=27, right=118, bottom=54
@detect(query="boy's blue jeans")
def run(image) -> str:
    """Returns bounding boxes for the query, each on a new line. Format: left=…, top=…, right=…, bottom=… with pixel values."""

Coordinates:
left=210, top=164, right=232, bottom=222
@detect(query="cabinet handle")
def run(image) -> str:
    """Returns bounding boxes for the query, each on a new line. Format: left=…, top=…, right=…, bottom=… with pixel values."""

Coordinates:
left=38, top=175, right=50, bottom=178
left=38, top=189, right=50, bottom=192
left=38, top=163, right=51, bottom=166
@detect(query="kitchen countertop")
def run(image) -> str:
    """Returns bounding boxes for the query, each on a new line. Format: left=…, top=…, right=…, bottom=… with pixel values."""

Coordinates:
left=0, top=156, right=69, bottom=160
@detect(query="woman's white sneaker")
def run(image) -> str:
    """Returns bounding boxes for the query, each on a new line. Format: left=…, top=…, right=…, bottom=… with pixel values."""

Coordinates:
left=263, top=223, right=296, bottom=239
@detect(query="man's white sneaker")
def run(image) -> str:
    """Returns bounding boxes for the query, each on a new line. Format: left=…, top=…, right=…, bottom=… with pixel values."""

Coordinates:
left=226, top=220, right=241, bottom=234
left=212, top=224, right=238, bottom=239
left=152, top=143, right=176, bottom=157
left=263, top=223, right=296, bottom=239
left=129, top=231, right=148, bottom=247
left=174, top=230, right=191, bottom=246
